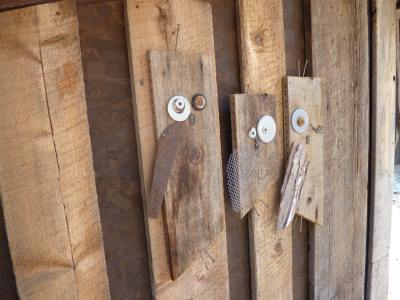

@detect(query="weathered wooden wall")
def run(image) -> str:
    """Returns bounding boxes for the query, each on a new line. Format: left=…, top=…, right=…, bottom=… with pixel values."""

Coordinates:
left=308, top=1, right=369, bottom=299
left=0, top=0, right=392, bottom=299
left=0, top=1, right=310, bottom=299
left=368, top=1, right=396, bottom=299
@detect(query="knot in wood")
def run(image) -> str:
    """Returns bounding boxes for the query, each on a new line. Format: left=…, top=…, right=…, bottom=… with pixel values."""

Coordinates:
left=188, top=146, right=203, bottom=165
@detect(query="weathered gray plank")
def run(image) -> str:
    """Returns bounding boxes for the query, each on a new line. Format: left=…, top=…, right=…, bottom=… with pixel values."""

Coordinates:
left=236, top=0, right=292, bottom=299
left=283, top=76, right=324, bottom=225
left=308, top=1, right=369, bottom=298
left=367, top=1, right=397, bottom=299
left=283, top=1, right=309, bottom=298
left=125, top=0, right=230, bottom=298
left=149, top=50, right=225, bottom=280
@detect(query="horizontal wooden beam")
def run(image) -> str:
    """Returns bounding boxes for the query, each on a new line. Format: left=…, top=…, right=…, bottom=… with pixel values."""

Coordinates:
left=0, top=0, right=55, bottom=11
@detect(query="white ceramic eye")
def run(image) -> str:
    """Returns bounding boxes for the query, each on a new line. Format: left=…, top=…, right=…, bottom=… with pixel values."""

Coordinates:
left=167, top=96, right=191, bottom=122
left=291, top=108, right=309, bottom=134
left=248, top=127, right=257, bottom=139
left=257, top=115, right=276, bottom=143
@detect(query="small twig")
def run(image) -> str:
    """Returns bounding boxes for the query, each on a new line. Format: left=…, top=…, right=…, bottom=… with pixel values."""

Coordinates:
left=175, top=24, right=180, bottom=51
left=310, top=124, right=325, bottom=134
left=302, top=59, right=308, bottom=77
left=201, top=255, right=209, bottom=271
left=254, top=207, right=260, bottom=216
left=299, top=216, right=303, bottom=232
left=298, top=59, right=301, bottom=77
left=204, top=250, right=215, bottom=263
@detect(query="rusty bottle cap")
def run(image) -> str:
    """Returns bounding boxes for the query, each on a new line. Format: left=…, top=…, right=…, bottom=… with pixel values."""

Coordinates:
left=192, top=94, right=207, bottom=111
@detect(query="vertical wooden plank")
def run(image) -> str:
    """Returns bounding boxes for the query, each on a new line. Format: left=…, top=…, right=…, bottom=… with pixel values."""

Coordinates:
left=367, top=1, right=396, bottom=299
left=308, top=1, right=369, bottom=298
left=283, top=76, right=324, bottom=225
left=0, top=1, right=110, bottom=299
left=236, top=1, right=292, bottom=299
left=283, top=1, right=309, bottom=298
left=125, top=0, right=229, bottom=298
left=148, top=51, right=225, bottom=279
left=76, top=1, right=152, bottom=299
left=209, top=1, right=252, bottom=298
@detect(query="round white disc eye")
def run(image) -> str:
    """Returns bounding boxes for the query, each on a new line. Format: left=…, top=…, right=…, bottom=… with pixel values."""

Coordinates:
left=167, top=96, right=191, bottom=122
left=291, top=108, right=309, bottom=134
left=248, top=127, right=257, bottom=139
left=257, top=115, right=276, bottom=143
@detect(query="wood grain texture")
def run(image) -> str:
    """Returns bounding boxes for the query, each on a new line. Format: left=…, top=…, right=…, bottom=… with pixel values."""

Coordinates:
left=236, top=0, right=292, bottom=299
left=278, top=143, right=309, bottom=230
left=229, top=94, right=278, bottom=218
left=238, top=0, right=292, bottom=299
left=283, top=1, right=309, bottom=298
left=0, top=0, right=55, bottom=11
left=125, top=0, right=229, bottom=298
left=308, top=1, right=369, bottom=299
left=209, top=0, right=251, bottom=298
left=76, top=1, right=152, bottom=298
left=0, top=1, right=110, bottom=299
left=283, top=76, right=324, bottom=224
left=367, top=1, right=396, bottom=299
left=149, top=51, right=225, bottom=279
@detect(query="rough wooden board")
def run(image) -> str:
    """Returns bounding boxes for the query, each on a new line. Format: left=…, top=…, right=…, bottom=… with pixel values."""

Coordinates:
left=308, top=0, right=369, bottom=298
left=283, top=76, right=324, bottom=224
left=367, top=1, right=396, bottom=299
left=76, top=1, right=152, bottom=298
left=125, top=0, right=229, bottom=298
left=278, top=143, right=309, bottom=230
left=397, top=9, right=400, bottom=150
left=283, top=1, right=309, bottom=298
left=236, top=0, right=292, bottom=299
left=0, top=0, right=55, bottom=11
left=148, top=50, right=225, bottom=280
left=229, top=94, right=278, bottom=218
left=0, top=2, right=110, bottom=299
left=209, top=0, right=251, bottom=298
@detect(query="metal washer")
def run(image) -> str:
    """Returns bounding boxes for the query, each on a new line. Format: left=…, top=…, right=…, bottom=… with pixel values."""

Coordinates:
left=291, top=108, right=309, bottom=134
left=257, top=115, right=276, bottom=143
left=167, top=96, right=191, bottom=122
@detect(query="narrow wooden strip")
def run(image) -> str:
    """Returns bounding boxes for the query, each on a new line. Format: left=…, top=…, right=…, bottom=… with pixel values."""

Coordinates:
left=367, top=1, right=396, bottom=299
left=0, top=2, right=110, bottom=299
left=125, top=0, right=229, bottom=298
left=308, top=0, right=369, bottom=298
left=236, top=0, right=292, bottom=298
